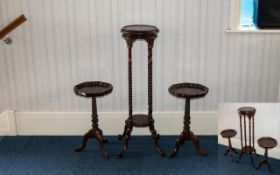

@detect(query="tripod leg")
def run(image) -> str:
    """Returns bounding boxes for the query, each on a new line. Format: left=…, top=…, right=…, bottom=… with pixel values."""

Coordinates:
left=224, top=148, right=230, bottom=156
left=98, top=128, right=107, bottom=143
left=149, top=124, right=165, bottom=157
left=249, top=153, right=256, bottom=168
left=75, top=130, right=93, bottom=152
left=188, top=131, right=207, bottom=156
left=236, top=152, right=243, bottom=163
left=94, top=130, right=109, bottom=159
left=118, top=126, right=132, bottom=158
left=169, top=133, right=184, bottom=158
left=118, top=125, right=128, bottom=140
left=267, top=161, right=273, bottom=173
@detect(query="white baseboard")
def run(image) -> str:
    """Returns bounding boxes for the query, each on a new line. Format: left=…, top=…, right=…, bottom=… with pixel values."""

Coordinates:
left=0, top=111, right=17, bottom=135
left=0, top=111, right=217, bottom=136
left=218, top=136, right=280, bottom=160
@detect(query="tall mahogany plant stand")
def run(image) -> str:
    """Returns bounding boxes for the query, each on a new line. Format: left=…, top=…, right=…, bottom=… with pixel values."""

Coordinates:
left=118, top=25, right=165, bottom=158
left=236, top=107, right=257, bottom=167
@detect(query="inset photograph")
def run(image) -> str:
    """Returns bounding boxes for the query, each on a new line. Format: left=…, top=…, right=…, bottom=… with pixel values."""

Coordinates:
left=218, top=103, right=280, bottom=175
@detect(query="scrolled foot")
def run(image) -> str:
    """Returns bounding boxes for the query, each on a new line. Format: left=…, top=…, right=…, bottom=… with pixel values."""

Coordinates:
left=149, top=125, right=165, bottom=157
left=118, top=125, right=128, bottom=140
left=118, top=136, right=129, bottom=158
left=188, top=131, right=207, bottom=156
left=118, top=126, right=132, bottom=158
left=169, top=134, right=184, bottom=158
left=94, top=130, right=109, bottom=159
left=75, top=130, right=93, bottom=152
left=236, top=152, right=243, bottom=163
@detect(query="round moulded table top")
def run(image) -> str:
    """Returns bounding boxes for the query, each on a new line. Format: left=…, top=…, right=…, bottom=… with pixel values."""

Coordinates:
left=74, top=81, right=113, bottom=98
left=258, top=137, right=277, bottom=149
left=220, top=129, right=237, bottom=138
left=121, top=25, right=159, bottom=38
left=238, top=107, right=256, bottom=116
left=168, top=83, right=209, bottom=99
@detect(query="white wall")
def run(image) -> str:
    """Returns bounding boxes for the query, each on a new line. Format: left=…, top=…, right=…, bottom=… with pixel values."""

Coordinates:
left=0, top=0, right=280, bottom=113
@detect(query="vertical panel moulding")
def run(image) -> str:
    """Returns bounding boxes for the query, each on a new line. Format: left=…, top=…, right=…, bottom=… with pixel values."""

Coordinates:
left=183, top=0, right=193, bottom=97
left=152, top=0, right=158, bottom=111
left=6, top=0, right=30, bottom=110
left=247, top=34, right=259, bottom=102
left=110, top=1, right=118, bottom=110
left=259, top=34, right=271, bottom=102
left=238, top=34, right=248, bottom=102
left=176, top=0, right=184, bottom=111
left=62, top=0, right=75, bottom=110
left=2, top=0, right=17, bottom=111
left=233, top=35, right=243, bottom=102
left=53, top=0, right=72, bottom=110
left=97, top=0, right=106, bottom=110
left=198, top=0, right=208, bottom=110
left=0, top=1, right=11, bottom=110
left=165, top=0, right=178, bottom=111
left=268, top=35, right=280, bottom=102
left=102, top=0, right=114, bottom=111
left=110, top=0, right=120, bottom=110
left=161, top=0, right=167, bottom=111
left=265, top=36, right=274, bottom=101
left=225, top=31, right=240, bottom=102
left=118, top=0, right=127, bottom=111
left=205, top=0, right=220, bottom=109
left=216, top=0, right=225, bottom=103
left=21, top=0, right=37, bottom=111
left=29, top=0, right=52, bottom=110
left=66, top=0, right=79, bottom=111
left=176, top=0, right=186, bottom=101
left=45, top=0, right=60, bottom=111
left=154, top=0, right=162, bottom=111
left=255, top=35, right=264, bottom=102
left=75, top=0, right=92, bottom=111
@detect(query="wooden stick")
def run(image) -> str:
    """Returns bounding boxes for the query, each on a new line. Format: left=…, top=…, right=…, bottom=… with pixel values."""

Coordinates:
left=0, top=14, right=27, bottom=40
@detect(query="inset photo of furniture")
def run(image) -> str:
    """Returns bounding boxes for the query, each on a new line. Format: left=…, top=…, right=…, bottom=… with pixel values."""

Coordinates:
left=218, top=103, right=280, bottom=174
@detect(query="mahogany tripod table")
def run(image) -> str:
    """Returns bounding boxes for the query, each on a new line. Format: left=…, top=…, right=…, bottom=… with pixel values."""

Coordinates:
left=168, top=83, right=209, bottom=158
left=74, top=81, right=113, bottom=159
left=236, top=107, right=257, bottom=167
left=257, top=137, right=277, bottom=172
left=118, top=25, right=165, bottom=158
left=220, top=129, right=238, bottom=161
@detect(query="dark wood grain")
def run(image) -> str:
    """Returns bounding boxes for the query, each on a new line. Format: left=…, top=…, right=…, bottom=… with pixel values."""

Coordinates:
left=74, top=81, right=113, bottom=159
left=257, top=137, right=277, bottom=172
left=236, top=107, right=257, bottom=168
left=118, top=25, right=165, bottom=158
left=74, top=81, right=113, bottom=97
left=220, top=129, right=238, bottom=161
left=168, top=83, right=209, bottom=99
left=169, top=84, right=209, bottom=158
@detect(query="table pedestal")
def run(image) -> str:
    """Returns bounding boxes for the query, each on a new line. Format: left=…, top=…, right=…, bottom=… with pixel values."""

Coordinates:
left=170, top=99, right=207, bottom=158
left=73, top=81, right=113, bottom=159
left=75, top=97, right=108, bottom=159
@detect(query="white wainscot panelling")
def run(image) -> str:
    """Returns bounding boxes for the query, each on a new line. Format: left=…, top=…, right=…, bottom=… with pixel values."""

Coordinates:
left=0, top=110, right=217, bottom=136
left=0, top=0, right=280, bottom=112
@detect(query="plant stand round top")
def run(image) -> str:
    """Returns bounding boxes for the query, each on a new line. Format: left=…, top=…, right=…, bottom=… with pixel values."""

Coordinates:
left=168, top=82, right=209, bottom=158
left=74, top=81, right=113, bottom=159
